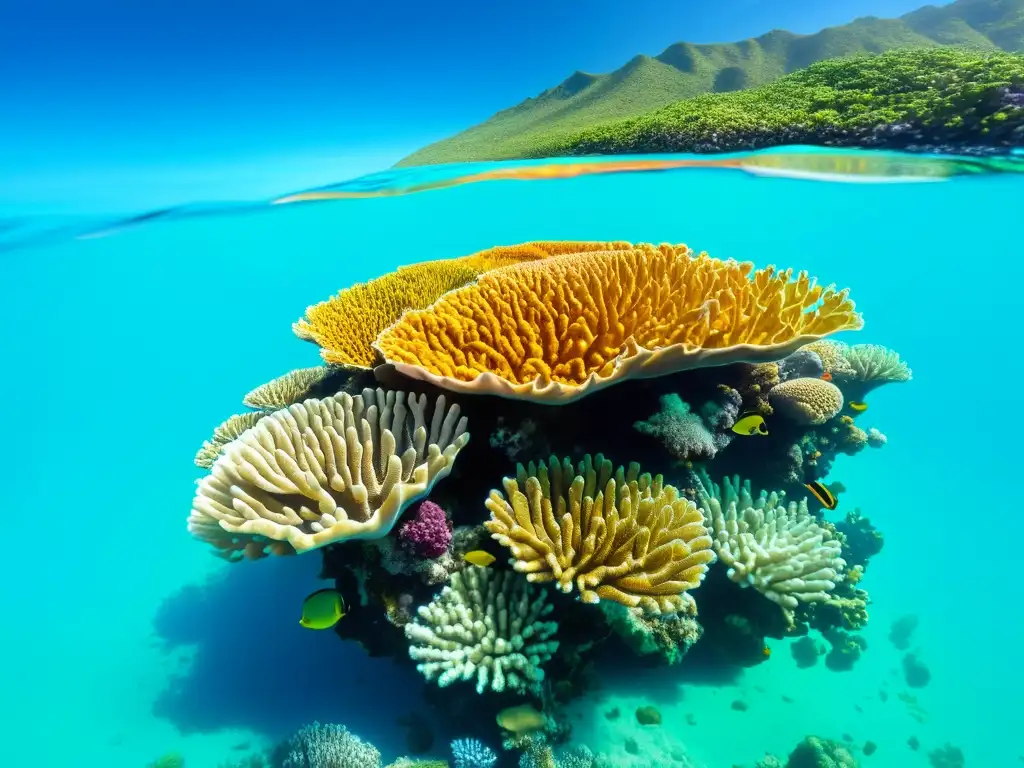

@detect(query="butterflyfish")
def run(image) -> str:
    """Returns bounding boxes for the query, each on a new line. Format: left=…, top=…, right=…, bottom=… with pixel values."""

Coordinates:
left=804, top=480, right=838, bottom=511
left=464, top=550, right=496, bottom=567
left=732, top=412, right=768, bottom=436
left=299, top=588, right=345, bottom=630
left=849, top=401, right=868, bottom=413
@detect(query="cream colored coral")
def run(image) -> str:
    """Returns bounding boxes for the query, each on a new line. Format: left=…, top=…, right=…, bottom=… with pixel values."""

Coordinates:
left=697, top=475, right=845, bottom=622
left=769, top=377, right=844, bottom=425
left=194, top=411, right=268, bottom=469
left=405, top=567, right=558, bottom=695
left=189, top=387, right=469, bottom=556
left=837, top=343, right=912, bottom=386
left=242, top=366, right=334, bottom=409
left=802, top=340, right=855, bottom=377
left=485, top=454, right=716, bottom=615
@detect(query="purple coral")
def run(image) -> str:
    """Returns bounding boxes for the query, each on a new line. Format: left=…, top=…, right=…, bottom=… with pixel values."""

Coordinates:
left=399, top=500, right=452, bottom=558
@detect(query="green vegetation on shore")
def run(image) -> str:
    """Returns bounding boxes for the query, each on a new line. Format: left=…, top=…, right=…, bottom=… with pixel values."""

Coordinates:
left=398, top=0, right=1024, bottom=165
left=539, top=48, right=1024, bottom=157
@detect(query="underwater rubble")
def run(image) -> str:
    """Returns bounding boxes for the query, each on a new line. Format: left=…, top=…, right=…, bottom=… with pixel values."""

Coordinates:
left=185, top=240, right=914, bottom=766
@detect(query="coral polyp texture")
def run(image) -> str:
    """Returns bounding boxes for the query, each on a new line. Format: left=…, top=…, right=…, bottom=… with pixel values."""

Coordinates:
left=374, top=242, right=863, bottom=403
left=193, top=410, right=268, bottom=469
left=293, top=241, right=631, bottom=369
left=279, top=721, right=382, bottom=768
left=188, top=387, right=469, bottom=559
left=768, top=377, right=845, bottom=425
left=484, top=454, right=716, bottom=614
left=698, top=474, right=846, bottom=622
left=242, top=365, right=335, bottom=410
left=405, top=567, right=559, bottom=695
left=836, top=342, right=912, bottom=392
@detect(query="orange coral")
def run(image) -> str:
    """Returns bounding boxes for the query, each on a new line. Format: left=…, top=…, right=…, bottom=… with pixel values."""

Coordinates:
left=375, top=243, right=863, bottom=403
left=293, top=241, right=629, bottom=368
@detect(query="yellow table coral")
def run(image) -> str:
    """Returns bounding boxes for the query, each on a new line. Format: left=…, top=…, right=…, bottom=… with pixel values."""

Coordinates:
left=374, top=243, right=863, bottom=403
left=484, top=454, right=716, bottom=615
left=293, top=241, right=630, bottom=368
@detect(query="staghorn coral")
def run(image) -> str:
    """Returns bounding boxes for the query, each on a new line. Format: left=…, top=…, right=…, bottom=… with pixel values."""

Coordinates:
left=634, top=393, right=721, bottom=461
left=293, top=242, right=630, bottom=368
left=406, top=567, right=559, bottom=695
left=697, top=474, right=846, bottom=623
left=835, top=343, right=912, bottom=397
left=485, top=454, right=716, bottom=614
left=769, top=377, right=844, bottom=425
left=375, top=243, right=862, bottom=403
left=277, top=721, right=381, bottom=768
left=194, top=411, right=268, bottom=469
left=243, top=366, right=335, bottom=410
left=189, top=388, right=469, bottom=559
left=451, top=739, right=497, bottom=768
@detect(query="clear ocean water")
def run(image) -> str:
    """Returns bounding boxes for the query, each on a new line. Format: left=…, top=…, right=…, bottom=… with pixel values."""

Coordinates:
left=2, top=148, right=1020, bottom=768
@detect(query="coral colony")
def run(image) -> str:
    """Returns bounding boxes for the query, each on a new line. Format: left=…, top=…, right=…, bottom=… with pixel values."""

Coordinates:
left=188, top=241, right=913, bottom=767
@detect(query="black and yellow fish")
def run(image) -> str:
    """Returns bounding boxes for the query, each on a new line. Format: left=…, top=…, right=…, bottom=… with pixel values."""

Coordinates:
left=804, top=480, right=838, bottom=510
left=732, top=412, right=768, bottom=436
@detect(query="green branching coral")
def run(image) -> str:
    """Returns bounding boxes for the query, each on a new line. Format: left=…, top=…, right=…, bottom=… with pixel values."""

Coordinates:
left=697, top=473, right=846, bottom=624
left=599, top=602, right=703, bottom=665
left=834, top=343, right=912, bottom=400
left=405, top=567, right=558, bottom=695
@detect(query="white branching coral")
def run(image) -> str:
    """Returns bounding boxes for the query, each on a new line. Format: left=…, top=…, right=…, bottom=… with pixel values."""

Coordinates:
left=697, top=474, right=845, bottom=622
left=189, top=387, right=469, bottom=558
left=405, top=567, right=559, bottom=695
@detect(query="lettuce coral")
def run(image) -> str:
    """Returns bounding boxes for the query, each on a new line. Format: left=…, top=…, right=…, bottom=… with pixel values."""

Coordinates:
left=375, top=243, right=862, bottom=403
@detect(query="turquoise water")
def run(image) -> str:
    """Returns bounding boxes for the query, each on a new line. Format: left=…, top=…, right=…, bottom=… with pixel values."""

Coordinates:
left=2, top=150, right=1020, bottom=768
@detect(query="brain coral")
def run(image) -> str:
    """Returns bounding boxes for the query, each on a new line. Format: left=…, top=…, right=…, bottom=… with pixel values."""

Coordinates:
left=374, top=243, right=862, bottom=403
left=189, top=387, right=469, bottom=559
left=293, top=241, right=630, bottom=368
left=484, top=454, right=716, bottom=614
left=769, top=377, right=845, bottom=425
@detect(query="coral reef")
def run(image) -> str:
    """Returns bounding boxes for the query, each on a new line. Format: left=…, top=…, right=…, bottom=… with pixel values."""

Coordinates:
left=189, top=388, right=469, bottom=559
left=784, top=735, right=858, bottom=767
left=375, top=243, right=862, bottom=403
left=274, top=722, right=381, bottom=768
left=406, top=567, right=559, bottom=694
left=293, top=242, right=630, bottom=368
left=833, top=343, right=912, bottom=401
left=400, top=500, right=453, bottom=559
left=599, top=602, right=702, bottom=664
left=697, top=474, right=846, bottom=624
left=634, top=393, right=725, bottom=460
left=768, top=378, right=844, bottom=425
left=927, top=744, right=964, bottom=768
left=243, top=366, right=337, bottom=410
left=194, top=410, right=268, bottom=469
left=485, top=454, right=716, bottom=614
left=888, top=614, right=918, bottom=651
left=451, top=738, right=498, bottom=768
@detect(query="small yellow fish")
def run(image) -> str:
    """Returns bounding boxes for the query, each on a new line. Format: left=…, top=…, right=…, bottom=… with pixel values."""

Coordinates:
left=299, top=588, right=345, bottom=630
left=849, top=401, right=868, bottom=413
left=464, top=550, right=496, bottom=567
left=732, top=412, right=768, bottom=436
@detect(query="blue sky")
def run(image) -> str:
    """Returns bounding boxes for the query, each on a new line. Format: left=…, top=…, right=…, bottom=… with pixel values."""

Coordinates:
left=0, top=0, right=942, bottom=214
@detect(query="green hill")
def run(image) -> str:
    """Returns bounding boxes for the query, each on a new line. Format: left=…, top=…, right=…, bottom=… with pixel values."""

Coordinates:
left=540, top=48, right=1024, bottom=157
left=397, top=0, right=1024, bottom=166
